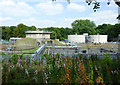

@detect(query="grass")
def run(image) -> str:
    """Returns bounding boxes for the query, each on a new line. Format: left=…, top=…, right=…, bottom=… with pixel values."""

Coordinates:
left=3, top=47, right=38, bottom=54
left=15, top=38, right=37, bottom=50
left=15, top=47, right=38, bottom=53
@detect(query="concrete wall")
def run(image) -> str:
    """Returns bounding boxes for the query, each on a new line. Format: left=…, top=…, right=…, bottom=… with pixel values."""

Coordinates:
left=68, top=35, right=85, bottom=43
left=26, top=34, right=50, bottom=39
left=89, top=35, right=107, bottom=43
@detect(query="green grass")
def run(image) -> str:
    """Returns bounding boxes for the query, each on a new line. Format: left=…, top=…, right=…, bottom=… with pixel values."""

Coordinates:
left=15, top=38, right=37, bottom=50
left=53, top=40, right=60, bottom=44
left=15, top=47, right=38, bottom=53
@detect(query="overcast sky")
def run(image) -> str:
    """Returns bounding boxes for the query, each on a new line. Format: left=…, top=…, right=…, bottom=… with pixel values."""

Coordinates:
left=0, top=0, right=119, bottom=28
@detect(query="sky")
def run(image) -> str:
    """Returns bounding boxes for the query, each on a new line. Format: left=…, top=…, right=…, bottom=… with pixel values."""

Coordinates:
left=0, top=0, right=119, bottom=28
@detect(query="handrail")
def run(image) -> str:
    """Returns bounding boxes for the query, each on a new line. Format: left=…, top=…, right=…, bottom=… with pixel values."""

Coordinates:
left=31, top=44, right=46, bottom=57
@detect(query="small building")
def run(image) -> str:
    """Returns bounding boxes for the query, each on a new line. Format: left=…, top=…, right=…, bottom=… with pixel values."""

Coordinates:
left=25, top=31, right=52, bottom=39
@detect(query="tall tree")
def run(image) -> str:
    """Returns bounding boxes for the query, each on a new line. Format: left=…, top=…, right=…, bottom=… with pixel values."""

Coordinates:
left=71, top=19, right=96, bottom=35
left=1, top=26, right=11, bottom=40
left=9, top=26, right=16, bottom=37
left=28, top=26, right=36, bottom=31
left=13, top=23, right=28, bottom=38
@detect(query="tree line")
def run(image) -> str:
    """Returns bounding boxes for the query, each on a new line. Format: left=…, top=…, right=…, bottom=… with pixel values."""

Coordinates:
left=1, top=23, right=36, bottom=40
left=1, top=20, right=120, bottom=42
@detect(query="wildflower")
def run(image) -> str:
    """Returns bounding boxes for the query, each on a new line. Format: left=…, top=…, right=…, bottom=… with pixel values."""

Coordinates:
left=25, top=59, right=27, bottom=66
left=25, top=69, right=28, bottom=74
left=33, top=63, right=35, bottom=68
left=1, top=66, right=3, bottom=70
left=20, top=65, right=23, bottom=69
left=10, top=65, right=14, bottom=69
left=35, top=70, right=38, bottom=74
left=60, top=56, right=62, bottom=61
left=96, top=76, right=103, bottom=83
left=45, top=80, right=47, bottom=84
left=17, top=62, right=20, bottom=67
left=64, top=63, right=65, bottom=67
left=57, top=61, right=60, bottom=68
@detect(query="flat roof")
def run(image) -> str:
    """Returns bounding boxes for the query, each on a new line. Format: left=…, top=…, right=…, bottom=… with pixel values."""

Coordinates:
left=25, top=31, right=52, bottom=34
left=10, top=38, right=22, bottom=39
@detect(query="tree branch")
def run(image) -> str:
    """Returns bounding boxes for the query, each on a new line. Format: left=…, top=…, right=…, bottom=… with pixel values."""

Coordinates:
left=114, top=0, right=120, bottom=7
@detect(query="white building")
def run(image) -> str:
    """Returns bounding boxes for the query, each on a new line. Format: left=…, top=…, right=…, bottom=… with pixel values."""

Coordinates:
left=9, top=37, right=22, bottom=43
left=68, top=33, right=108, bottom=43
left=68, top=35, right=85, bottom=43
left=89, top=35, right=107, bottom=43
left=25, top=31, right=52, bottom=39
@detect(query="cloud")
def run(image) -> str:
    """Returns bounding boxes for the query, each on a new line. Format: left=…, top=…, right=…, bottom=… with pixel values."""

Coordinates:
left=0, top=17, right=13, bottom=21
left=89, top=10, right=118, bottom=25
left=20, top=18, right=57, bottom=27
left=0, top=17, right=57, bottom=27
left=11, top=0, right=112, bottom=2
left=59, top=10, right=118, bottom=28
left=67, top=3, right=86, bottom=12
left=0, top=0, right=36, bottom=17
left=35, top=2, right=63, bottom=15
left=0, top=17, right=20, bottom=26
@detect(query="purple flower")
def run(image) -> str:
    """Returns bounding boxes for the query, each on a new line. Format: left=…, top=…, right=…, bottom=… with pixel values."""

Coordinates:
left=57, top=61, right=60, bottom=68
left=60, top=56, right=62, bottom=61
left=33, top=63, right=35, bottom=68
left=25, top=59, right=27, bottom=66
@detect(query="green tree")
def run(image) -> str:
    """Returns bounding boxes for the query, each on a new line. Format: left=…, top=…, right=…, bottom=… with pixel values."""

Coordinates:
left=1, top=26, right=11, bottom=40
left=13, top=23, right=28, bottom=38
left=28, top=26, right=36, bottom=31
left=9, top=26, right=16, bottom=37
left=71, top=19, right=96, bottom=35
left=96, top=23, right=120, bottom=41
left=95, top=24, right=110, bottom=35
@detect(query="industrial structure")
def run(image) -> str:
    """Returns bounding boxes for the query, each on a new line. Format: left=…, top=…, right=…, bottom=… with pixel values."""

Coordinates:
left=68, top=34, right=85, bottom=43
left=25, top=31, right=52, bottom=39
left=68, top=33, right=108, bottom=43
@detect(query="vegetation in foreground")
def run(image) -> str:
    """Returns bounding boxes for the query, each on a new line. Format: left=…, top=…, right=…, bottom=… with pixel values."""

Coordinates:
left=1, top=53, right=120, bottom=84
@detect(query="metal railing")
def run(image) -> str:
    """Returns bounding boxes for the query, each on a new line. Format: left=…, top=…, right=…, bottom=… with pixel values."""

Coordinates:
left=31, top=44, right=46, bottom=61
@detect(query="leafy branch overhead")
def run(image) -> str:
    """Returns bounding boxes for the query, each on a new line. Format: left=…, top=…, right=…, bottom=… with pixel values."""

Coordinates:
left=52, top=0, right=120, bottom=20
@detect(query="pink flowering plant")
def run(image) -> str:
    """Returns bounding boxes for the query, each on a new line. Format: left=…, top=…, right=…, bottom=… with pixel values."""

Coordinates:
left=1, top=53, right=120, bottom=84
